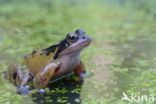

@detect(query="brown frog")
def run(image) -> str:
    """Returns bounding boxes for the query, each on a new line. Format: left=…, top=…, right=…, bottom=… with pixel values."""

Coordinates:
left=3, top=29, right=92, bottom=90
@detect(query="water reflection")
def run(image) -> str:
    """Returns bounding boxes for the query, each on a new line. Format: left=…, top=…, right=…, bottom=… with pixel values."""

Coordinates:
left=32, top=75, right=83, bottom=104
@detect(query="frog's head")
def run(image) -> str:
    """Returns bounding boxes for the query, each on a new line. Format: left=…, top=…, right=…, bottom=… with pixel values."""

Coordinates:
left=42, top=28, right=91, bottom=59
left=59, top=29, right=92, bottom=56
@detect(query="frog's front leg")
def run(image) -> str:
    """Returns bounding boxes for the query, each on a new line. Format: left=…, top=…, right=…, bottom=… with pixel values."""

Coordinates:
left=34, top=62, right=59, bottom=89
left=73, top=61, right=86, bottom=80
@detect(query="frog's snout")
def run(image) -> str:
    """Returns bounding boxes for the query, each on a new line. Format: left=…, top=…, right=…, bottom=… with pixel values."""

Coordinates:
left=75, top=28, right=92, bottom=43
left=81, top=34, right=92, bottom=46
left=86, top=35, right=92, bottom=44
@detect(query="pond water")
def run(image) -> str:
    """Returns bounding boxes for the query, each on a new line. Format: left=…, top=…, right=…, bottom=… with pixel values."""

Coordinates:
left=0, top=35, right=3, bottom=42
left=112, top=37, right=156, bottom=101
left=0, top=0, right=156, bottom=103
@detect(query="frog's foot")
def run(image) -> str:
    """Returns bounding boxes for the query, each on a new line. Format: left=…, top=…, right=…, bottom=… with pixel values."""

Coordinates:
left=73, top=61, right=86, bottom=81
left=3, top=63, right=34, bottom=87
left=16, top=85, right=30, bottom=95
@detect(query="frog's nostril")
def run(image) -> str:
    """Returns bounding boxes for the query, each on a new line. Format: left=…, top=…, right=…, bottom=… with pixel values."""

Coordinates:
left=82, top=36, right=86, bottom=39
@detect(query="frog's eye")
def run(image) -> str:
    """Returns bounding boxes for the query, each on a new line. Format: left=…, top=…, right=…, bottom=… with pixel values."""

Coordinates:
left=67, top=33, right=78, bottom=43
left=69, top=35, right=76, bottom=41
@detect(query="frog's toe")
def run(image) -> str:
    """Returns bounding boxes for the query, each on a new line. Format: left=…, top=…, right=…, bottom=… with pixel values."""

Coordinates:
left=17, top=85, right=30, bottom=95
left=38, top=89, right=45, bottom=94
left=79, top=72, right=86, bottom=78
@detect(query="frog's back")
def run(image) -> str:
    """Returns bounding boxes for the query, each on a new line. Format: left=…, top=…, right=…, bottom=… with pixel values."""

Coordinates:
left=24, top=45, right=59, bottom=75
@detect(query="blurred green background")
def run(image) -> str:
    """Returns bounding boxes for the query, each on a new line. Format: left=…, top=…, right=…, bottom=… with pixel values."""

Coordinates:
left=0, top=0, right=156, bottom=104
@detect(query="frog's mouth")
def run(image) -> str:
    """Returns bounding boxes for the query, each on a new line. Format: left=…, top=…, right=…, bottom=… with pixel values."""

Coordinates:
left=59, top=36, right=92, bottom=55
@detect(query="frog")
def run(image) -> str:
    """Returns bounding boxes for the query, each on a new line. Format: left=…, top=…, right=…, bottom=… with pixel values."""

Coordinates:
left=3, top=29, right=92, bottom=90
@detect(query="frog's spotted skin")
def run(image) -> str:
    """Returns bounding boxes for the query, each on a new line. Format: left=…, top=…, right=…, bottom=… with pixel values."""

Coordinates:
left=3, top=29, right=92, bottom=89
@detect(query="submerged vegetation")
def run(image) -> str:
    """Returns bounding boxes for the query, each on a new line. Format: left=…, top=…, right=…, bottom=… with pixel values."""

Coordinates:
left=0, top=0, right=156, bottom=104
